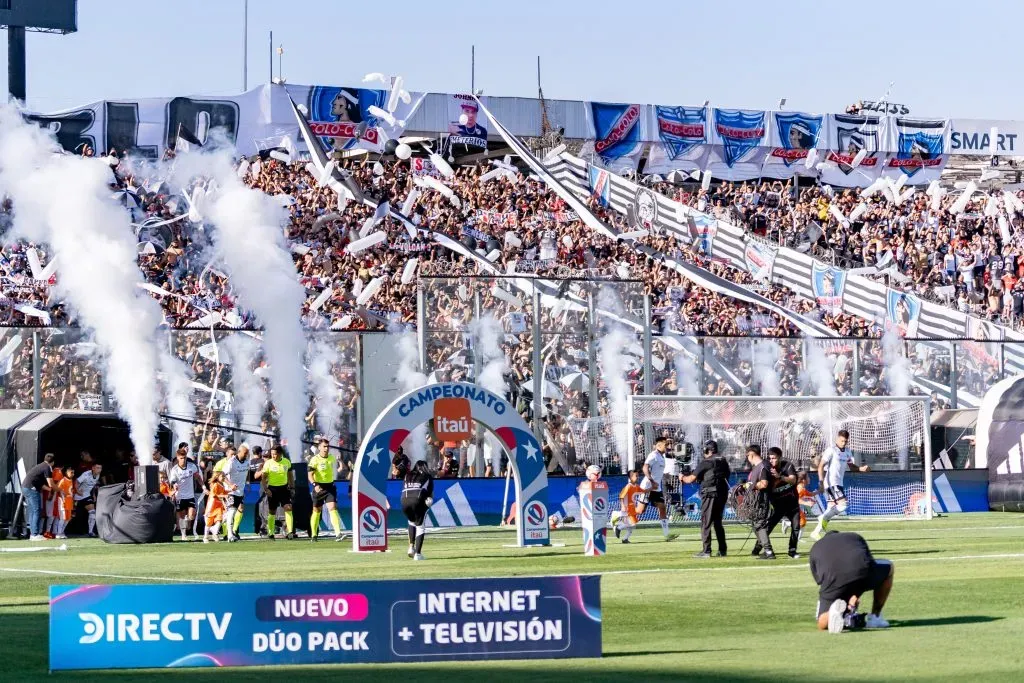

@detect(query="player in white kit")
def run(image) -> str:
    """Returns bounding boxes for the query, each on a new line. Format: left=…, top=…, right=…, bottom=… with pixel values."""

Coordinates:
left=74, top=463, right=103, bottom=537
left=635, top=436, right=677, bottom=541
left=811, top=430, right=870, bottom=540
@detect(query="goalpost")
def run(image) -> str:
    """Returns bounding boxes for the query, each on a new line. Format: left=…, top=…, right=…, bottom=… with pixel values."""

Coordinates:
left=626, top=395, right=934, bottom=521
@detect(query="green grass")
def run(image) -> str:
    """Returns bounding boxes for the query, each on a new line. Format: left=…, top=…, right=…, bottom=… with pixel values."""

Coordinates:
left=2, top=513, right=1024, bottom=682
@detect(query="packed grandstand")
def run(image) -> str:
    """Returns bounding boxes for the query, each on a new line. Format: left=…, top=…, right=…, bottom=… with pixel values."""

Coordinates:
left=1, top=83, right=1019, bottom=479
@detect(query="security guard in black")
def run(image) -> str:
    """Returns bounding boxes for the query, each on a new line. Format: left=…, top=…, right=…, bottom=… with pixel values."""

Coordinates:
left=680, top=440, right=731, bottom=557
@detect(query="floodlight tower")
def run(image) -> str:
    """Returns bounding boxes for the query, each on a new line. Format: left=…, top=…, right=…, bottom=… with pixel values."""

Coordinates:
left=0, top=0, right=78, bottom=102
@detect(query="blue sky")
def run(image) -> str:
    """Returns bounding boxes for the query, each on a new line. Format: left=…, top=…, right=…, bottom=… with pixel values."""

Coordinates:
left=6, top=0, right=1021, bottom=120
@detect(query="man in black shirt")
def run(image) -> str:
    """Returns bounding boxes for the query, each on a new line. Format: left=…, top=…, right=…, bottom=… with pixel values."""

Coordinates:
left=21, top=453, right=55, bottom=540
left=680, top=439, right=731, bottom=558
left=746, top=445, right=775, bottom=560
left=810, top=531, right=893, bottom=633
left=753, top=447, right=801, bottom=559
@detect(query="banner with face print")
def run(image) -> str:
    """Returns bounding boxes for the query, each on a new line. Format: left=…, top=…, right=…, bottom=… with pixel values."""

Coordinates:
left=882, top=117, right=950, bottom=185
left=447, top=93, right=489, bottom=149
left=819, top=113, right=885, bottom=187
left=761, top=112, right=824, bottom=179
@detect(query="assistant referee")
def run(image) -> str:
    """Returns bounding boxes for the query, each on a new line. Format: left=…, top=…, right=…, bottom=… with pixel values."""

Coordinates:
left=257, top=445, right=295, bottom=540
left=307, top=436, right=346, bottom=542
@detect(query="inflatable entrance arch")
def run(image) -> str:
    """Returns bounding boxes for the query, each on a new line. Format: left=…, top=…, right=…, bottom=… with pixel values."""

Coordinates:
left=352, top=382, right=550, bottom=549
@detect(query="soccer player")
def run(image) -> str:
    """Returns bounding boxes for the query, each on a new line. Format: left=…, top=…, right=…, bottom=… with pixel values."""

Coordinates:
left=753, top=446, right=801, bottom=559
left=636, top=436, right=677, bottom=541
left=680, top=439, right=731, bottom=558
left=214, top=445, right=250, bottom=541
left=168, top=449, right=204, bottom=541
left=401, top=460, right=434, bottom=560
left=74, top=463, right=103, bottom=538
left=810, top=531, right=893, bottom=633
left=811, top=429, right=870, bottom=540
left=256, top=445, right=295, bottom=539
left=307, top=436, right=346, bottom=542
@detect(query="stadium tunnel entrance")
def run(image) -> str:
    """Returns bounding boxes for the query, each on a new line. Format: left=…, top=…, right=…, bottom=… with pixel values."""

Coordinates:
left=352, top=382, right=550, bottom=549
left=0, top=410, right=173, bottom=533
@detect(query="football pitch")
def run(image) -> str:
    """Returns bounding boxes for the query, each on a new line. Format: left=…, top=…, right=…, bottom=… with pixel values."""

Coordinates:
left=2, top=513, right=1023, bottom=682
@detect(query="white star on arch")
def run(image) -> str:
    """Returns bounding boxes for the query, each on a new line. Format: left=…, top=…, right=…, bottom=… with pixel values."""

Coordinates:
left=366, top=445, right=384, bottom=466
left=522, top=445, right=541, bottom=462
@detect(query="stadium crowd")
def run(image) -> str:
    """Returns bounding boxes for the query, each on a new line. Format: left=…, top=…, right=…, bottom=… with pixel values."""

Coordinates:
left=0, top=143, right=1008, bottom=478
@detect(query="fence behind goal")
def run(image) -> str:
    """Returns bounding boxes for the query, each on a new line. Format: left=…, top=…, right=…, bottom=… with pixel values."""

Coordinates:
left=570, top=396, right=933, bottom=521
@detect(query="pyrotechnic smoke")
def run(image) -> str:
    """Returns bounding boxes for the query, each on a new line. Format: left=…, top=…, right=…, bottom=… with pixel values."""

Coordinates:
left=222, top=334, right=267, bottom=434
left=598, top=289, right=632, bottom=471
left=169, top=147, right=307, bottom=460
left=308, top=338, right=343, bottom=440
left=803, top=338, right=837, bottom=396
left=882, top=324, right=912, bottom=467
left=159, top=349, right=196, bottom=451
left=391, top=321, right=427, bottom=462
left=468, top=314, right=508, bottom=396
left=0, top=105, right=164, bottom=463
left=751, top=340, right=782, bottom=396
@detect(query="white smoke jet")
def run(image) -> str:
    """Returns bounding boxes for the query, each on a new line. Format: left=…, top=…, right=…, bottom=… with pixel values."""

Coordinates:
left=751, top=340, right=782, bottom=396
left=0, top=105, right=165, bottom=463
left=597, top=289, right=632, bottom=471
left=169, top=148, right=308, bottom=459
left=391, top=322, right=428, bottom=462
left=664, top=319, right=700, bottom=460
left=159, top=350, right=196, bottom=451
left=308, top=338, right=343, bottom=440
left=468, top=315, right=508, bottom=396
left=882, top=325, right=912, bottom=468
left=222, top=334, right=267, bottom=435
left=803, top=338, right=837, bottom=397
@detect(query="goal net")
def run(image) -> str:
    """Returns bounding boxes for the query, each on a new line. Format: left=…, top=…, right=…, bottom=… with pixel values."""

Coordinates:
left=619, top=395, right=933, bottom=521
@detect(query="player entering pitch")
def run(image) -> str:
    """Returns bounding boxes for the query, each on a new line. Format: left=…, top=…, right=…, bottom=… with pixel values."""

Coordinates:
left=637, top=436, right=678, bottom=541
left=811, top=430, right=869, bottom=540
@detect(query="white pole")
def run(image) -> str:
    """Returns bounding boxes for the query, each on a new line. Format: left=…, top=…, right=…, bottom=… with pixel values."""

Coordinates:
left=626, top=394, right=635, bottom=471
left=923, top=399, right=934, bottom=520
left=500, top=457, right=513, bottom=526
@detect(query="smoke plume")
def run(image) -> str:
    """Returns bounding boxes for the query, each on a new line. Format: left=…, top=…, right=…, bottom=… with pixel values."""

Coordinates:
left=308, top=338, right=343, bottom=440
left=169, top=148, right=308, bottom=459
left=0, top=105, right=165, bottom=463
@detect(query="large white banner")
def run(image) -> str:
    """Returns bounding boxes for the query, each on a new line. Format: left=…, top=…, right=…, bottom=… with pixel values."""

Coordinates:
left=25, top=84, right=422, bottom=158
left=950, top=119, right=1024, bottom=156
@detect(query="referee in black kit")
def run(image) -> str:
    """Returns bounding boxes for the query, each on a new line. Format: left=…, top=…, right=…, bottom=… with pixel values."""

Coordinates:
left=679, top=439, right=731, bottom=558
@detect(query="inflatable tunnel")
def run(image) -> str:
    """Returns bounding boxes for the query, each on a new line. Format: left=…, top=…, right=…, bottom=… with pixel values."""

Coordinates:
left=975, top=375, right=1024, bottom=512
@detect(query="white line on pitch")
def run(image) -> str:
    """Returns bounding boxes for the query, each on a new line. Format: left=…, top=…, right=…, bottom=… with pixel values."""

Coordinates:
left=0, top=568, right=210, bottom=583
left=561, top=552, right=1024, bottom=578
